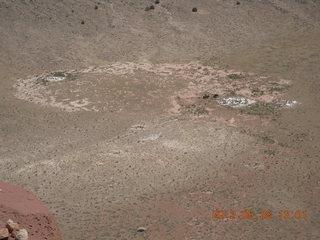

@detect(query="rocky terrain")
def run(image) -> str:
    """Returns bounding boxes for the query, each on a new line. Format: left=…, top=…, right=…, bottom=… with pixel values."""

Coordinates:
left=0, top=0, right=319, bottom=239
left=0, top=182, right=61, bottom=240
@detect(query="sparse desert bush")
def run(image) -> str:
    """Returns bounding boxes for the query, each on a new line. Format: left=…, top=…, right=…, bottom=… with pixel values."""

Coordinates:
left=155, top=0, right=160, bottom=4
left=36, top=77, right=49, bottom=86
left=145, top=5, right=155, bottom=11
left=264, top=149, right=276, bottom=156
left=53, top=72, right=65, bottom=77
left=227, top=73, right=243, bottom=79
left=37, top=72, right=76, bottom=85
left=261, top=135, right=275, bottom=144
left=192, top=7, right=198, bottom=12
left=240, top=102, right=278, bottom=116
left=184, top=103, right=208, bottom=115
left=251, top=88, right=264, bottom=96
left=268, top=86, right=288, bottom=92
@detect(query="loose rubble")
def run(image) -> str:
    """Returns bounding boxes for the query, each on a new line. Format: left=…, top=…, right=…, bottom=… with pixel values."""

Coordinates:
left=1, top=219, right=28, bottom=240
left=0, top=228, right=9, bottom=239
left=274, top=99, right=298, bottom=108
left=14, top=229, right=28, bottom=240
left=45, top=76, right=65, bottom=82
left=218, top=97, right=256, bottom=108
left=6, top=219, right=20, bottom=233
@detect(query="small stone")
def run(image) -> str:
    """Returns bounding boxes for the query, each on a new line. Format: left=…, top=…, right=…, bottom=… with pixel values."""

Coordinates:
left=137, top=227, right=147, bottom=232
left=0, top=228, right=9, bottom=239
left=15, top=229, right=28, bottom=240
left=6, top=219, right=20, bottom=232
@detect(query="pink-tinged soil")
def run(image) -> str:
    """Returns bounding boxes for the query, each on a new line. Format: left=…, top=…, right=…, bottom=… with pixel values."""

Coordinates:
left=0, top=181, right=62, bottom=240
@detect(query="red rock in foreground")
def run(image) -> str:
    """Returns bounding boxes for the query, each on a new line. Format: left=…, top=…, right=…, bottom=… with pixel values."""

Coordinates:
left=0, top=182, right=62, bottom=240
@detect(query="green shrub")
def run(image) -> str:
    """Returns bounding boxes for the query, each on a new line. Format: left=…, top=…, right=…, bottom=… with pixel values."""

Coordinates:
left=227, top=74, right=243, bottom=79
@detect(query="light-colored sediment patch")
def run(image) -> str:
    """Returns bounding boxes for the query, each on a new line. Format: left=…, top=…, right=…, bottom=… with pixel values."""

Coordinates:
left=275, top=99, right=299, bottom=108
left=14, top=62, right=293, bottom=113
left=46, top=76, right=65, bottom=82
left=218, top=97, right=256, bottom=108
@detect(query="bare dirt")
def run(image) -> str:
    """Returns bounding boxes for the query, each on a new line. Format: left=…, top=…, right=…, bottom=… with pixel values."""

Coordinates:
left=0, top=0, right=319, bottom=240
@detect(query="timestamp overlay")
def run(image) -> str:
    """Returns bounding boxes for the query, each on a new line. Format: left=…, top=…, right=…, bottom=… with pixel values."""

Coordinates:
left=211, top=210, right=308, bottom=220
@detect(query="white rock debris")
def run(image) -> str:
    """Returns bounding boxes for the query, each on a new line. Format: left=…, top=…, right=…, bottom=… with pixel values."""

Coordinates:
left=15, top=229, right=29, bottom=240
left=218, top=97, right=256, bottom=108
left=46, top=76, right=65, bottom=82
left=275, top=99, right=298, bottom=108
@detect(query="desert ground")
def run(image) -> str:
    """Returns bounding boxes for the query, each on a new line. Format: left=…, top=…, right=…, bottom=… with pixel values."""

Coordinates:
left=0, top=0, right=319, bottom=239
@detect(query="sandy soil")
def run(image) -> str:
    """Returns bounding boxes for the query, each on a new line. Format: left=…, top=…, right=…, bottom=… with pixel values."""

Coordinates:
left=0, top=0, right=319, bottom=240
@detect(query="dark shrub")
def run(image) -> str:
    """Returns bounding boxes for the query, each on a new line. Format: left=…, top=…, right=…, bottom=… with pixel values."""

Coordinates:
left=145, top=5, right=155, bottom=11
left=192, top=7, right=197, bottom=12
left=155, top=0, right=160, bottom=4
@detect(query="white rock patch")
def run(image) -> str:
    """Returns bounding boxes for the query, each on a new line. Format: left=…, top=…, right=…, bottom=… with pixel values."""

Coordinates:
left=275, top=99, right=299, bottom=108
left=46, top=76, right=65, bottom=82
left=218, top=97, right=256, bottom=108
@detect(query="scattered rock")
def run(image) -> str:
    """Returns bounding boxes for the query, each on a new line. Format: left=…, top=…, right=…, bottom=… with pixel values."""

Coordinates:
left=218, top=97, right=256, bottom=108
left=3, top=220, right=28, bottom=240
left=274, top=99, right=298, bottom=108
left=6, top=219, right=20, bottom=233
left=15, top=229, right=28, bottom=240
left=0, top=228, right=9, bottom=239
left=45, top=76, right=65, bottom=83
left=137, top=227, right=147, bottom=232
